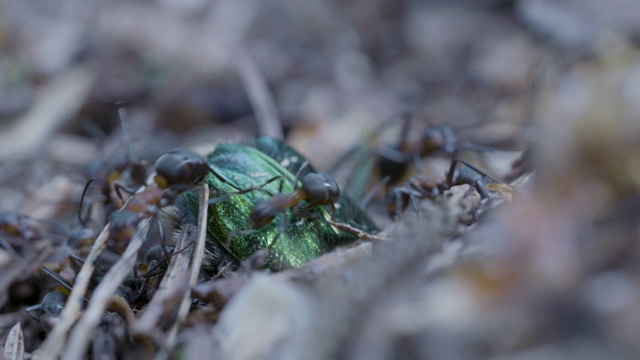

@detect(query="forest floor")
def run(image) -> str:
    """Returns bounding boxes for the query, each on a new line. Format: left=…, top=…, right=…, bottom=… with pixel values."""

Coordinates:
left=2, top=1, right=640, bottom=359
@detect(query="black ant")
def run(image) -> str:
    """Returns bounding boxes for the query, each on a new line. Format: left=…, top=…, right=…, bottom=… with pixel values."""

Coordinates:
left=0, top=211, right=67, bottom=257
left=382, top=114, right=506, bottom=183
left=127, top=243, right=197, bottom=303
left=107, top=148, right=236, bottom=253
left=26, top=262, right=87, bottom=330
left=332, top=112, right=508, bottom=198
left=26, top=290, right=68, bottom=331
left=83, top=106, right=150, bottom=214
left=385, top=158, right=508, bottom=219
left=249, top=163, right=340, bottom=233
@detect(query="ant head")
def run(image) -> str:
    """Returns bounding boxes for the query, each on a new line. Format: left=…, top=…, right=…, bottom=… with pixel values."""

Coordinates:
left=421, top=124, right=456, bottom=155
left=154, top=150, right=210, bottom=189
left=300, top=173, right=340, bottom=206
left=250, top=200, right=279, bottom=229
left=41, top=291, right=67, bottom=318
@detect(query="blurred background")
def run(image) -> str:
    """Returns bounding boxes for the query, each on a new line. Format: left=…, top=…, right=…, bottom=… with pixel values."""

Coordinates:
left=2, top=0, right=640, bottom=359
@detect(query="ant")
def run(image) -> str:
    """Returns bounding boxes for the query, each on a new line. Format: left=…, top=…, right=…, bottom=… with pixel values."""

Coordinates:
left=126, top=243, right=198, bottom=303
left=246, top=163, right=385, bottom=247
left=26, top=262, right=88, bottom=330
left=380, top=114, right=506, bottom=183
left=107, top=148, right=238, bottom=253
left=332, top=112, right=508, bottom=198
left=83, top=106, right=150, bottom=214
left=385, top=158, right=508, bottom=219
left=0, top=211, right=67, bottom=257
left=249, top=163, right=340, bottom=234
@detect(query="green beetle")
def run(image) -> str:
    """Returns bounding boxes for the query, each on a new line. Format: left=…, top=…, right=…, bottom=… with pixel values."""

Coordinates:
left=184, top=136, right=377, bottom=271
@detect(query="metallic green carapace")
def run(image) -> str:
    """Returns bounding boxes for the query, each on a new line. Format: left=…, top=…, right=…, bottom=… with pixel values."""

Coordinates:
left=184, top=137, right=377, bottom=271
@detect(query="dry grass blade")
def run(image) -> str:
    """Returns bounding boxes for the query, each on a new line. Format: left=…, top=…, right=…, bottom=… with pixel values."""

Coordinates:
left=158, top=184, right=209, bottom=359
left=63, top=219, right=151, bottom=360
left=3, top=322, right=24, bottom=360
left=236, top=48, right=283, bottom=139
left=34, top=225, right=110, bottom=360
left=130, top=226, right=196, bottom=339
left=0, top=66, right=96, bottom=161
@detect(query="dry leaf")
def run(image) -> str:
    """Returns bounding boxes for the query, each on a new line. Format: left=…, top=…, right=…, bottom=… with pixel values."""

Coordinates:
left=4, top=322, right=24, bottom=360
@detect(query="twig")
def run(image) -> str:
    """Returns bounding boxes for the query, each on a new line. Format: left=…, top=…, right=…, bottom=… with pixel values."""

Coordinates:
left=235, top=48, right=283, bottom=139
left=157, top=183, right=209, bottom=359
left=63, top=219, right=151, bottom=360
left=327, top=219, right=391, bottom=242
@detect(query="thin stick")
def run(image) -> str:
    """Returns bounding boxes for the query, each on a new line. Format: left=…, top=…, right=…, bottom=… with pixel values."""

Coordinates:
left=235, top=48, right=283, bottom=139
left=64, top=219, right=151, bottom=360
left=157, top=183, right=209, bottom=359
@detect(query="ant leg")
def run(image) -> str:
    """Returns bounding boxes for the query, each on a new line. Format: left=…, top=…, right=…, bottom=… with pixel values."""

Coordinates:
left=375, top=145, right=408, bottom=163
left=78, top=179, right=95, bottom=226
left=291, top=162, right=310, bottom=187
left=141, top=243, right=192, bottom=279
left=206, top=165, right=245, bottom=192
left=268, top=213, right=291, bottom=250
left=154, top=216, right=170, bottom=260
left=329, top=112, right=412, bottom=174
left=411, top=153, right=424, bottom=174
left=68, top=254, right=85, bottom=272
left=447, top=159, right=506, bottom=198
left=225, top=230, right=255, bottom=248
left=114, top=182, right=136, bottom=203
left=40, top=266, right=82, bottom=299
left=207, top=175, right=283, bottom=205
left=26, top=304, right=44, bottom=321
left=398, top=111, right=412, bottom=150
left=448, top=159, right=505, bottom=186
left=267, top=232, right=281, bottom=250
left=360, top=176, right=390, bottom=210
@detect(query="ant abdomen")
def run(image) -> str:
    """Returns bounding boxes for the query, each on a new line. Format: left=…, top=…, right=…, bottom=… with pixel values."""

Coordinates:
left=250, top=199, right=280, bottom=229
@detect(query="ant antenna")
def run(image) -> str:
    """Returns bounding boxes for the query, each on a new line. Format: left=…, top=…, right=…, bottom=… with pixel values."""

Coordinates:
left=116, top=102, right=139, bottom=165
left=447, top=159, right=505, bottom=187
left=292, top=161, right=310, bottom=187
left=78, top=178, right=95, bottom=227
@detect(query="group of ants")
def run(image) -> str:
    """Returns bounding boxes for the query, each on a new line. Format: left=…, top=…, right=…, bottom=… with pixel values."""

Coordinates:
left=0, top=111, right=525, bottom=330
